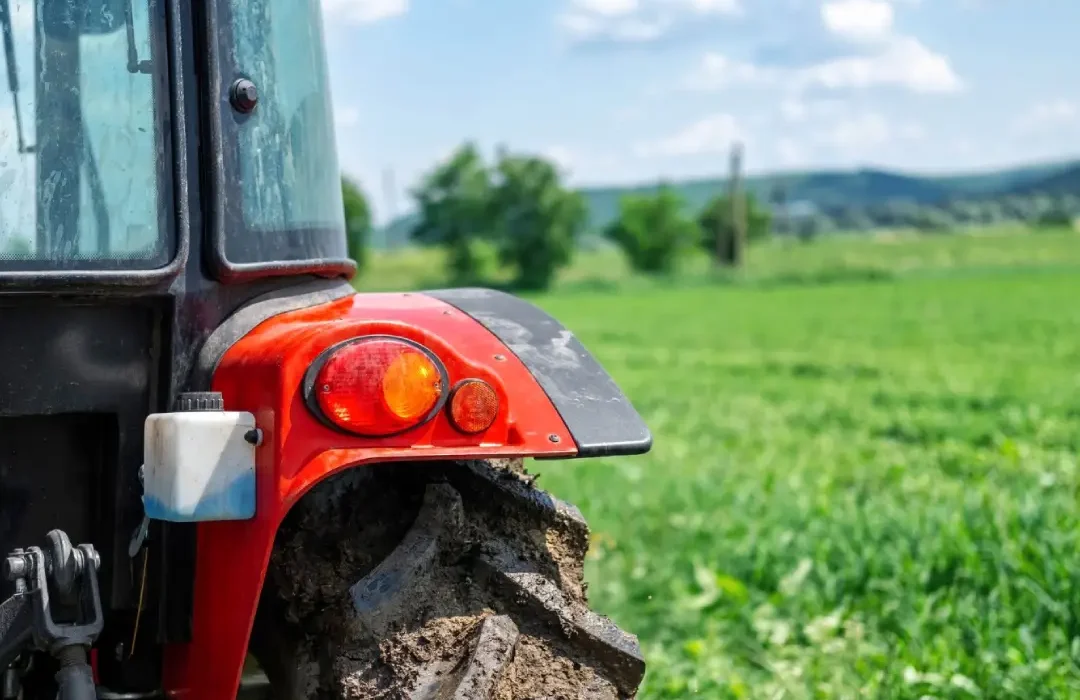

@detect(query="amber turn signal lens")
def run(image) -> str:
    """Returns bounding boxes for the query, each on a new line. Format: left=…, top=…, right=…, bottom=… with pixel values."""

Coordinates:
left=313, top=338, right=444, bottom=436
left=449, top=380, right=500, bottom=434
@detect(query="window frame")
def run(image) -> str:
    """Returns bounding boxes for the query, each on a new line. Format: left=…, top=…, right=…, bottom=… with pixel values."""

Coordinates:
left=0, top=0, right=184, bottom=289
left=202, top=0, right=355, bottom=284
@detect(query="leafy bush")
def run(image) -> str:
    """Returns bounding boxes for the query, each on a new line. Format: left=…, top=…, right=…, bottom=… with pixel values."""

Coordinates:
left=410, top=142, right=494, bottom=284
left=341, top=177, right=371, bottom=272
left=604, top=187, right=699, bottom=273
left=489, top=150, right=587, bottom=291
left=1036, top=205, right=1073, bottom=228
left=698, top=192, right=771, bottom=263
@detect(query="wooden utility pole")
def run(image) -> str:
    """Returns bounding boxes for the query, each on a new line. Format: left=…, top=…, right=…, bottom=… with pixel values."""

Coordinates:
left=728, top=141, right=747, bottom=267
left=771, top=183, right=788, bottom=236
left=381, top=167, right=396, bottom=249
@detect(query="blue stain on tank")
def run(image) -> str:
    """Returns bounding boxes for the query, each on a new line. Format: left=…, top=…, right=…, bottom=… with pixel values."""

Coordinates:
left=142, top=469, right=257, bottom=522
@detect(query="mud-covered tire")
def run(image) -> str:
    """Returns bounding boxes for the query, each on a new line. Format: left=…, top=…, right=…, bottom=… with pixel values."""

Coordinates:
left=250, top=460, right=645, bottom=699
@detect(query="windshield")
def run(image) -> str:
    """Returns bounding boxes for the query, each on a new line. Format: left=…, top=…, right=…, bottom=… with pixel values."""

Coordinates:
left=224, top=0, right=346, bottom=265
left=0, top=0, right=167, bottom=271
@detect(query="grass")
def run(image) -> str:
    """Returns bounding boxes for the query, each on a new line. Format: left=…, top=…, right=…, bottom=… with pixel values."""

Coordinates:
left=355, top=226, right=1080, bottom=294
left=360, top=226, right=1080, bottom=698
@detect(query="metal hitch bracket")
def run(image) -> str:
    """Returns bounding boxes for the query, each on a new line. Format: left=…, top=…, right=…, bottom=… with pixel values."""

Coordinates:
left=0, top=530, right=104, bottom=700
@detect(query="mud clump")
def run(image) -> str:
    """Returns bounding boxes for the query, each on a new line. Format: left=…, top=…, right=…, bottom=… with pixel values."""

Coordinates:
left=257, top=460, right=642, bottom=699
left=267, top=467, right=425, bottom=625
left=493, top=634, right=619, bottom=700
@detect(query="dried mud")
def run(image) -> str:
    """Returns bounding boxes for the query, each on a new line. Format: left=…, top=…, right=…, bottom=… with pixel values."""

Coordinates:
left=256, top=460, right=637, bottom=699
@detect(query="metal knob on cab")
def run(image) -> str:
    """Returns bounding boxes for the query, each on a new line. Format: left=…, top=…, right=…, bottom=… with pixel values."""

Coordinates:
left=230, top=78, right=258, bottom=114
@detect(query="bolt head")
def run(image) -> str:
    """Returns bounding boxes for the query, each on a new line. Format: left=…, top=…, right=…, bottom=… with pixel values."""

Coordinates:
left=230, top=78, right=258, bottom=113
left=4, top=555, right=27, bottom=581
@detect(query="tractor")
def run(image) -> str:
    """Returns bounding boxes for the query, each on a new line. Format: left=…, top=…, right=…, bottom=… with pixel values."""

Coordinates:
left=0, top=0, right=652, bottom=698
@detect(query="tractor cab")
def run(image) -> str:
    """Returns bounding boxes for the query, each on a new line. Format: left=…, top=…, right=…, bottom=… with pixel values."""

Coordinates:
left=0, top=1, right=652, bottom=699
left=0, top=0, right=353, bottom=695
left=0, top=0, right=347, bottom=275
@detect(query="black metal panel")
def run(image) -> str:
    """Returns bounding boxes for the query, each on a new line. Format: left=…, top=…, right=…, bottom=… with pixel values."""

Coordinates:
left=0, top=414, right=114, bottom=571
left=426, top=289, right=652, bottom=458
left=0, top=299, right=165, bottom=614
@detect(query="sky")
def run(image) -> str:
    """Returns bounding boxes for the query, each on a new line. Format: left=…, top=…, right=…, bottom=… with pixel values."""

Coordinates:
left=321, top=0, right=1080, bottom=224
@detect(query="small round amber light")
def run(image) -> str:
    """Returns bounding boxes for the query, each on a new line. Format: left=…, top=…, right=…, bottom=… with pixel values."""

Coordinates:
left=449, top=380, right=500, bottom=434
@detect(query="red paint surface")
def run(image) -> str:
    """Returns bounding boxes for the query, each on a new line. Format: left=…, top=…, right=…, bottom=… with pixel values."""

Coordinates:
left=162, top=292, right=576, bottom=699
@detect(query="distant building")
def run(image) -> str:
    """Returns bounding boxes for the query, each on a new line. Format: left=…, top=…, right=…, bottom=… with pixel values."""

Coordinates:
left=772, top=199, right=820, bottom=237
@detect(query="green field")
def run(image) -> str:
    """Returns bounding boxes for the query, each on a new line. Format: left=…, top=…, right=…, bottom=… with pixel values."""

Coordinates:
left=356, top=225, right=1080, bottom=295
left=365, top=228, right=1080, bottom=698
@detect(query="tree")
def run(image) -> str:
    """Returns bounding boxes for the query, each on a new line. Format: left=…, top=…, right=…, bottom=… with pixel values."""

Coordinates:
left=832, top=205, right=874, bottom=232
left=604, top=186, right=698, bottom=274
left=913, top=206, right=953, bottom=233
left=341, top=177, right=371, bottom=272
left=799, top=215, right=833, bottom=241
left=947, top=200, right=981, bottom=226
left=1001, top=195, right=1034, bottom=223
left=1036, top=202, right=1073, bottom=228
left=410, top=143, right=494, bottom=284
left=978, top=199, right=1005, bottom=225
left=1058, top=193, right=1080, bottom=218
left=489, top=150, right=587, bottom=291
left=698, top=192, right=771, bottom=264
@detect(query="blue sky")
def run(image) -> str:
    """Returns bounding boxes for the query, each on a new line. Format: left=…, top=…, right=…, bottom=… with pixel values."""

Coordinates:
left=322, top=0, right=1080, bottom=224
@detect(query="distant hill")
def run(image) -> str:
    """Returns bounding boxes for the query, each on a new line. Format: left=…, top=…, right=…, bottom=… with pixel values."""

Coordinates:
left=1006, top=163, right=1080, bottom=196
left=372, top=158, right=1080, bottom=249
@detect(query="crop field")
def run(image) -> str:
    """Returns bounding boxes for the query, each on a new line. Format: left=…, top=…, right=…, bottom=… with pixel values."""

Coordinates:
left=361, top=227, right=1080, bottom=698
left=531, top=230, right=1080, bottom=698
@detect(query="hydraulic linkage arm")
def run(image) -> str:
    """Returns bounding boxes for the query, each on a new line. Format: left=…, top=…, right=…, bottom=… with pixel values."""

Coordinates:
left=0, top=531, right=104, bottom=700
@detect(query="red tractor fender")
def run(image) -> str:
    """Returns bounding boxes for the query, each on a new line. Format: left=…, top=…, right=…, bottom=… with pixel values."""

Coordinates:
left=162, top=289, right=652, bottom=699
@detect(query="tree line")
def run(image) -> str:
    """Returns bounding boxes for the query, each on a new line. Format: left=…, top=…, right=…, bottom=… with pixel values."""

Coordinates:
left=343, top=142, right=771, bottom=290
left=342, top=143, right=1077, bottom=290
left=798, top=193, right=1079, bottom=238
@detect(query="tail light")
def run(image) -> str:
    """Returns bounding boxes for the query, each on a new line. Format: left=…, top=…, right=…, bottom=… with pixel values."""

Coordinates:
left=303, top=336, right=448, bottom=436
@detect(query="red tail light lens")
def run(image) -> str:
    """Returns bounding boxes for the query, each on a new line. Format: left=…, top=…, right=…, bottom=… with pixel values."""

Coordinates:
left=449, top=380, right=500, bottom=434
left=305, top=337, right=447, bottom=436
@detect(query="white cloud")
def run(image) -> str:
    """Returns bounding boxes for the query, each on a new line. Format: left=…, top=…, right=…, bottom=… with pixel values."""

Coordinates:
left=817, top=112, right=892, bottom=149
left=780, top=97, right=847, bottom=122
left=321, top=0, right=408, bottom=24
left=559, top=0, right=740, bottom=43
left=814, top=111, right=924, bottom=150
left=573, top=0, right=640, bottom=16
left=1013, top=100, right=1079, bottom=134
left=636, top=113, right=744, bottom=157
left=821, top=0, right=894, bottom=43
left=801, top=36, right=962, bottom=93
left=683, top=53, right=780, bottom=91
left=682, top=0, right=959, bottom=96
left=685, top=36, right=960, bottom=94
left=560, top=13, right=669, bottom=41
